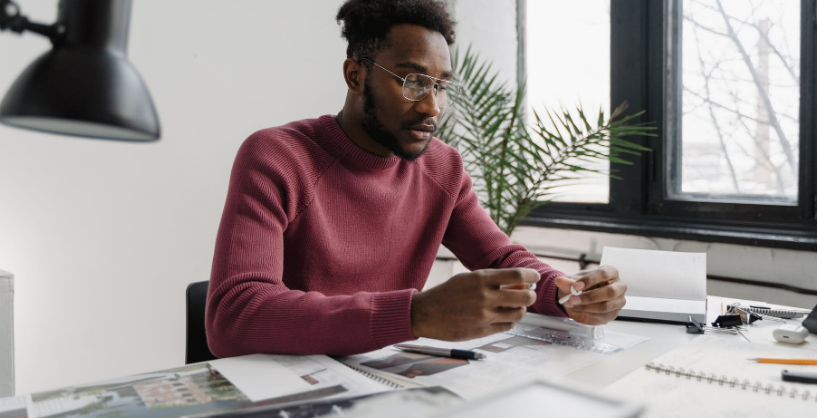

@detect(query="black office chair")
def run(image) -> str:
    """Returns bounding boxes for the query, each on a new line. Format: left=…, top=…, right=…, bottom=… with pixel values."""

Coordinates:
left=186, top=280, right=218, bottom=364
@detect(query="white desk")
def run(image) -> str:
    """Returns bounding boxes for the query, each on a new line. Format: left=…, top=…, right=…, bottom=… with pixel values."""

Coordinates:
left=560, top=296, right=815, bottom=389
left=2, top=295, right=813, bottom=418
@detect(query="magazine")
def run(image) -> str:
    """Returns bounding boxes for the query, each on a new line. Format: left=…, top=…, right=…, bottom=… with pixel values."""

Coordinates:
left=16, top=354, right=386, bottom=418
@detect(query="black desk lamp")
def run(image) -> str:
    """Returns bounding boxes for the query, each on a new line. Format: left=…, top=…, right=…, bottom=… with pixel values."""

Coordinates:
left=0, top=0, right=160, bottom=141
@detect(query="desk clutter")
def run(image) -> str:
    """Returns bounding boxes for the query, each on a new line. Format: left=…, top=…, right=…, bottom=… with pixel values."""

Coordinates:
left=1, top=251, right=816, bottom=418
left=0, top=313, right=649, bottom=418
left=605, top=335, right=817, bottom=416
left=339, top=314, right=649, bottom=398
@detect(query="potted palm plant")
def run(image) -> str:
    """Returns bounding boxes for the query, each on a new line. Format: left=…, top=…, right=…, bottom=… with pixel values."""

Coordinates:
left=437, top=47, right=656, bottom=235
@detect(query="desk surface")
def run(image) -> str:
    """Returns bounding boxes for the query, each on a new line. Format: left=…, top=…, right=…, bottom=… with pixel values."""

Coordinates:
left=560, top=296, right=815, bottom=389
left=3, top=295, right=814, bottom=418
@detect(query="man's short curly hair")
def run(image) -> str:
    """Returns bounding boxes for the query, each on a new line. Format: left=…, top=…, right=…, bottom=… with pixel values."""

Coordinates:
left=336, top=0, right=456, bottom=60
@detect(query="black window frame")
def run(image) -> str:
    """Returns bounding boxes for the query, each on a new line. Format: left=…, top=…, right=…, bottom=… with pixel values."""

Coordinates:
left=522, top=0, right=817, bottom=252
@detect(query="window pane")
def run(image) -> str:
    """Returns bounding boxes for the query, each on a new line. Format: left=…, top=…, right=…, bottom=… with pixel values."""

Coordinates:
left=526, top=0, right=611, bottom=203
left=673, top=0, right=800, bottom=204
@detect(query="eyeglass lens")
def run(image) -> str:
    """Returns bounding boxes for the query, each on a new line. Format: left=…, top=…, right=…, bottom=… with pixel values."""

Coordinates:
left=403, top=73, right=458, bottom=108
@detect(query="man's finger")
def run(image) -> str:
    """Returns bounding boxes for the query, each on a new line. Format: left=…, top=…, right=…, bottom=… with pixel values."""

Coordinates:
left=569, top=297, right=626, bottom=314
left=493, top=289, right=537, bottom=308
left=484, top=322, right=516, bottom=336
left=484, top=268, right=540, bottom=287
left=571, top=265, right=619, bottom=290
left=492, top=306, right=528, bottom=323
left=574, top=281, right=627, bottom=305
left=554, top=275, right=583, bottom=294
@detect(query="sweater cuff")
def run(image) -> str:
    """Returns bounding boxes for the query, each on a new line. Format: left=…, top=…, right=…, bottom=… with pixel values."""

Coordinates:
left=530, top=270, right=570, bottom=318
left=369, top=289, right=417, bottom=348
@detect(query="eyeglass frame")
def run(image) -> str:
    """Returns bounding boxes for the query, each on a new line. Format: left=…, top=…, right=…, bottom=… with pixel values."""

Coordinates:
left=356, top=57, right=458, bottom=109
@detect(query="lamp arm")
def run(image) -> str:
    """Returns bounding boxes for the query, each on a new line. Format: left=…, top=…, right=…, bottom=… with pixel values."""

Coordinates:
left=0, top=0, right=63, bottom=42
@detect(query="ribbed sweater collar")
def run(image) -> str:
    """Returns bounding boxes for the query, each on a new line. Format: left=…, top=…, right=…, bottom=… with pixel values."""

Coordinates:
left=318, top=114, right=403, bottom=171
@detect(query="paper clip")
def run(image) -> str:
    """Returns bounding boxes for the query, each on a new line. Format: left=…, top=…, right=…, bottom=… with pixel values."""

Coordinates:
left=727, top=303, right=786, bottom=324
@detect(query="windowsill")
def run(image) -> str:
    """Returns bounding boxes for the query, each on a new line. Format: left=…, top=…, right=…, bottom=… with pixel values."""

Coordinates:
left=520, top=212, right=817, bottom=252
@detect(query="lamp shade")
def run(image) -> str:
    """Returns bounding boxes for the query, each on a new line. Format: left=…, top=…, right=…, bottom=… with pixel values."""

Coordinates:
left=0, top=0, right=160, bottom=141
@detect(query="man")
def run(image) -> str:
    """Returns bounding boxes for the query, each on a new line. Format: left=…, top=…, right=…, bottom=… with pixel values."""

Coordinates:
left=206, top=0, right=627, bottom=358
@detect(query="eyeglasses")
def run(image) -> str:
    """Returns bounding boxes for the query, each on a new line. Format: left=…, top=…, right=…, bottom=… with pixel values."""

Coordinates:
left=358, top=58, right=459, bottom=109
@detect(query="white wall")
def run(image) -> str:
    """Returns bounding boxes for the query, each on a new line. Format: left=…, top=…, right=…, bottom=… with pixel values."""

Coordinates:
left=0, top=0, right=348, bottom=394
left=0, top=270, right=12, bottom=397
left=447, top=0, right=519, bottom=86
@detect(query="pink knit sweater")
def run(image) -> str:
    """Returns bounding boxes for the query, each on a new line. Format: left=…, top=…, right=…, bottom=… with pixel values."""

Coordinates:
left=206, top=115, right=567, bottom=358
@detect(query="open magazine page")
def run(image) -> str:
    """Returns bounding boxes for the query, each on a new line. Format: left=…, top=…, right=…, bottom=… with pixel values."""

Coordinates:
left=211, top=354, right=388, bottom=402
left=24, top=362, right=254, bottom=418
left=259, top=355, right=390, bottom=395
left=340, top=325, right=649, bottom=399
left=198, top=387, right=462, bottom=418
left=14, top=354, right=387, bottom=418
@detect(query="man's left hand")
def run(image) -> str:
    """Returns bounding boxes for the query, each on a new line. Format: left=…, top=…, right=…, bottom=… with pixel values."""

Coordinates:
left=555, top=266, right=627, bottom=325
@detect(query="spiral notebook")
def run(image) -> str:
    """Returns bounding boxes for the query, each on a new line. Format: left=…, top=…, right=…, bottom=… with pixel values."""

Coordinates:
left=605, top=335, right=817, bottom=417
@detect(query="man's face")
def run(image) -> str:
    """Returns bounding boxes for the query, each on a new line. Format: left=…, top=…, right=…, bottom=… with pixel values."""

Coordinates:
left=360, top=24, right=452, bottom=161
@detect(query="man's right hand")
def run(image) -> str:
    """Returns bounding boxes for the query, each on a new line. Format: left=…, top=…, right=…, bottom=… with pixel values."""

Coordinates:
left=410, top=268, right=539, bottom=341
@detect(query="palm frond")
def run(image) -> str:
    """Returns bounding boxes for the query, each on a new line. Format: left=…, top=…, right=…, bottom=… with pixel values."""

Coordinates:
left=436, top=46, right=656, bottom=235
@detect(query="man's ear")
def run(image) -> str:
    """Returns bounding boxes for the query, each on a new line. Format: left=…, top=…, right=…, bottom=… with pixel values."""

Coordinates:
left=342, top=58, right=365, bottom=95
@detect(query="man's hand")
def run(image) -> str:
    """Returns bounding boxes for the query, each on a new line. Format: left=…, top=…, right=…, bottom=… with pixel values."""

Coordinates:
left=556, top=266, right=627, bottom=325
left=411, top=268, right=539, bottom=341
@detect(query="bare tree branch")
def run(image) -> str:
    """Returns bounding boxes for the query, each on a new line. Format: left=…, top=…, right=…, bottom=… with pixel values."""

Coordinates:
left=692, top=22, right=741, bottom=192
left=746, top=1, right=799, bottom=84
left=683, top=87, right=769, bottom=124
left=731, top=103, right=787, bottom=194
left=714, top=0, right=797, bottom=176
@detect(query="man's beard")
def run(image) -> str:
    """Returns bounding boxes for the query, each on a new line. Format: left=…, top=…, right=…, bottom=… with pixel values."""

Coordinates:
left=362, top=74, right=431, bottom=161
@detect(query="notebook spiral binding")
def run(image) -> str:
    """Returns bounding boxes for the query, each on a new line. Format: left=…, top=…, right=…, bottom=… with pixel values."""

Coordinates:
left=738, top=307, right=805, bottom=319
left=645, top=362, right=816, bottom=402
left=343, top=364, right=405, bottom=389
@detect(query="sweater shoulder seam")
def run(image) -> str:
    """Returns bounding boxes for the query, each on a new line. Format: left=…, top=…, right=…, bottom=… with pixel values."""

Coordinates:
left=292, top=154, right=341, bottom=221
left=418, top=161, right=459, bottom=202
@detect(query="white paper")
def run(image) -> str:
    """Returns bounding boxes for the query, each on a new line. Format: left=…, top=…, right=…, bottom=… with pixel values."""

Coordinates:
left=211, top=354, right=387, bottom=403
left=210, top=354, right=311, bottom=402
left=623, top=296, right=706, bottom=314
left=600, top=247, right=706, bottom=300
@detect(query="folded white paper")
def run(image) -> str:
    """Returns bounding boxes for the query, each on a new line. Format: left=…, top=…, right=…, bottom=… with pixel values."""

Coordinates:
left=600, top=247, right=707, bottom=323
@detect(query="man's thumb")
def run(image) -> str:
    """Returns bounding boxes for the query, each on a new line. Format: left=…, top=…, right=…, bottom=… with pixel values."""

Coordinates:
left=554, top=276, right=576, bottom=293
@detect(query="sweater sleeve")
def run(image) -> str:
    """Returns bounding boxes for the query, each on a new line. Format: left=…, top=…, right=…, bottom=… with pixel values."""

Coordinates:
left=441, top=168, right=569, bottom=318
left=205, top=134, right=416, bottom=358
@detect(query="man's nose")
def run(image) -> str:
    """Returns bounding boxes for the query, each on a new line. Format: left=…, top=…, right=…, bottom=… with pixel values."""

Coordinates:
left=413, top=88, right=442, bottom=119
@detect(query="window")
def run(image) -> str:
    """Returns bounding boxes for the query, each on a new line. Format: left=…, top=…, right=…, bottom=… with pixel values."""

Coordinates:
left=523, top=0, right=817, bottom=251
left=525, top=0, right=612, bottom=203
left=672, top=0, right=800, bottom=204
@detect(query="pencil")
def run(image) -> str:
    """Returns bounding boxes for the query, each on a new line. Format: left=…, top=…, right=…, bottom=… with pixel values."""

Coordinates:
left=747, top=358, right=817, bottom=365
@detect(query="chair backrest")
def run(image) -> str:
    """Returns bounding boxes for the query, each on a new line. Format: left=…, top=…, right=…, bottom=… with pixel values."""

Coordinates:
left=186, top=281, right=217, bottom=364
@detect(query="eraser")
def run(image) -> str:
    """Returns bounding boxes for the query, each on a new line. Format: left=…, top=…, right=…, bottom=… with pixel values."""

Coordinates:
left=773, top=325, right=809, bottom=344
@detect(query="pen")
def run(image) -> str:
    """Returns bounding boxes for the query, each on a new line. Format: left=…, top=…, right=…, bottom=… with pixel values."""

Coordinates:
left=394, top=344, right=487, bottom=360
left=748, top=358, right=817, bottom=365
